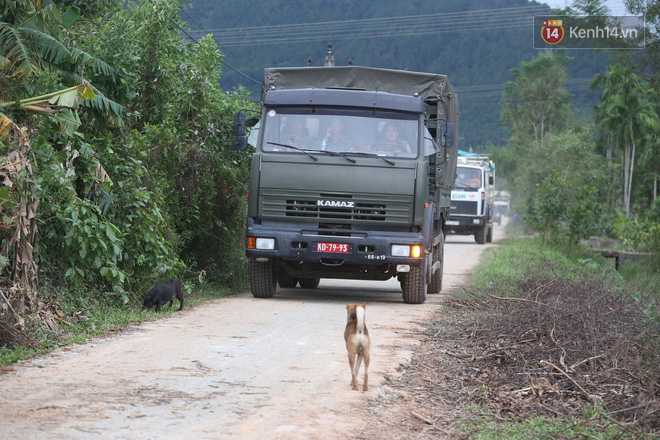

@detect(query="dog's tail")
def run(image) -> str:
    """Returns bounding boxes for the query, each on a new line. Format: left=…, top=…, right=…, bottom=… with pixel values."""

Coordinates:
left=356, top=305, right=366, bottom=336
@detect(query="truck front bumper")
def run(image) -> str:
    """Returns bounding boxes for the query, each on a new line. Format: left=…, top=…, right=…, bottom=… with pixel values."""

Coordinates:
left=245, top=218, right=425, bottom=272
left=444, top=216, right=487, bottom=235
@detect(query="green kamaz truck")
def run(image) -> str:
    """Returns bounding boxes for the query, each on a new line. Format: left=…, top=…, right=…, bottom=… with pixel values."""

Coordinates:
left=232, top=66, right=458, bottom=304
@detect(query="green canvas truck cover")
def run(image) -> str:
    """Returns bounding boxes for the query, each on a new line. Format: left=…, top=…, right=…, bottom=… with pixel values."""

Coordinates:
left=261, top=66, right=453, bottom=102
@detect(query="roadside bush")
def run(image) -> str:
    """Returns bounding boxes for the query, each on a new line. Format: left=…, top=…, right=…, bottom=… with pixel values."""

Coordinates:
left=605, top=201, right=660, bottom=256
left=32, top=133, right=182, bottom=304
left=528, top=170, right=567, bottom=245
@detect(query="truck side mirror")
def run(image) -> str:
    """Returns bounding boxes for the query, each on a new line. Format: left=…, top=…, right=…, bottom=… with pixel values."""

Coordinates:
left=489, top=176, right=494, bottom=186
left=232, top=136, right=248, bottom=151
left=233, top=111, right=246, bottom=137
left=440, top=122, right=454, bottom=148
left=246, top=115, right=260, bottom=128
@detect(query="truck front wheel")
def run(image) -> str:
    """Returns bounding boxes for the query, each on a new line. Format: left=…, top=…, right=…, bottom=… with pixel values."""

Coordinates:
left=475, top=227, right=486, bottom=244
left=249, top=257, right=277, bottom=298
left=486, top=225, right=493, bottom=243
left=401, top=265, right=427, bottom=304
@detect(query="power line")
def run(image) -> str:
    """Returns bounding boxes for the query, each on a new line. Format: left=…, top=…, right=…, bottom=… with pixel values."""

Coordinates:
left=179, top=6, right=258, bottom=72
left=302, top=0, right=337, bottom=43
left=207, top=20, right=537, bottom=48
left=191, top=5, right=549, bottom=35
left=197, top=8, right=549, bottom=47
left=144, top=0, right=260, bottom=85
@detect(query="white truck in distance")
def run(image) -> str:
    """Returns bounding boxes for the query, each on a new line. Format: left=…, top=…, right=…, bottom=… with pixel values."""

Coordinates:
left=444, top=155, right=495, bottom=244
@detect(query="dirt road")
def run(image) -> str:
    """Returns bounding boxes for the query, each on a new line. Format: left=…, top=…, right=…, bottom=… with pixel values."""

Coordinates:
left=0, top=226, right=505, bottom=440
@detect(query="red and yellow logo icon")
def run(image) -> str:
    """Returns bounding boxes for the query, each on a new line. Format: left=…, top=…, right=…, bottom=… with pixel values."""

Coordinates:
left=541, top=19, right=564, bottom=44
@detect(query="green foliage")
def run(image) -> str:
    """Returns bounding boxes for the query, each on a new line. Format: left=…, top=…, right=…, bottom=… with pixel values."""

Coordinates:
left=69, top=0, right=255, bottom=288
left=60, top=199, right=125, bottom=287
left=605, top=200, right=660, bottom=255
left=501, top=51, right=575, bottom=146
left=566, top=186, right=602, bottom=241
left=592, top=63, right=659, bottom=215
left=529, top=170, right=567, bottom=245
left=524, top=170, right=603, bottom=245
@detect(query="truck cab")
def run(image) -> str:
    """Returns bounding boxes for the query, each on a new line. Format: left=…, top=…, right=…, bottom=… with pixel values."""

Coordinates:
left=233, top=66, right=458, bottom=304
left=444, top=156, right=495, bottom=244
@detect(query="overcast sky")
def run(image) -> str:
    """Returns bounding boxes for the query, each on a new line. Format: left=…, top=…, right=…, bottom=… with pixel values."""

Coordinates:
left=542, top=0, right=630, bottom=15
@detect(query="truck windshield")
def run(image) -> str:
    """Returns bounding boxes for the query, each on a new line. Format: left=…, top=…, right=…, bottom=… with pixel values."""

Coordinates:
left=261, top=108, right=419, bottom=158
left=456, top=167, right=482, bottom=189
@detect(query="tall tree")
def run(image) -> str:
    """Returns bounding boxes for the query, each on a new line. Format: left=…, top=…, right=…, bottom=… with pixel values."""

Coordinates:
left=501, top=51, right=573, bottom=147
left=592, top=64, right=659, bottom=216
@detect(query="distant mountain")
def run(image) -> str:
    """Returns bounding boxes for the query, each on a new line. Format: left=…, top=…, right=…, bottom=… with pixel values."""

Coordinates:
left=183, top=0, right=611, bottom=147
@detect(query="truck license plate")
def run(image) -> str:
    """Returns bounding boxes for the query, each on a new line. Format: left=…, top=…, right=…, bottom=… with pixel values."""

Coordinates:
left=315, top=242, right=349, bottom=253
left=445, top=220, right=459, bottom=226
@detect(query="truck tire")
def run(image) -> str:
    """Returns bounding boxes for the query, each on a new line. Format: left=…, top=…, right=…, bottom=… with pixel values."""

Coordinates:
left=249, top=257, right=277, bottom=298
left=299, top=277, right=320, bottom=289
left=401, top=265, right=427, bottom=304
left=278, top=273, right=299, bottom=288
left=486, top=225, right=493, bottom=243
left=475, top=227, right=486, bottom=244
left=428, top=231, right=444, bottom=294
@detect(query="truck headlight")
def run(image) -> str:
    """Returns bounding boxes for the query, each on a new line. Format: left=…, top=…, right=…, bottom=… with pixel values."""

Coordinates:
left=392, top=245, right=422, bottom=258
left=256, top=238, right=275, bottom=250
left=392, top=245, right=410, bottom=257
left=248, top=237, right=275, bottom=250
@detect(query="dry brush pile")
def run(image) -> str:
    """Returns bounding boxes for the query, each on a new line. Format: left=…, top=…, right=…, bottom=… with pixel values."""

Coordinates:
left=360, top=268, right=659, bottom=439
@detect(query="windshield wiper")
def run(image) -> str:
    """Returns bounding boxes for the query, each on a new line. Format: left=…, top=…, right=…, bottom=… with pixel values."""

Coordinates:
left=454, top=183, right=477, bottom=190
left=305, top=149, right=356, bottom=163
left=347, top=152, right=395, bottom=166
left=267, top=142, right=318, bottom=161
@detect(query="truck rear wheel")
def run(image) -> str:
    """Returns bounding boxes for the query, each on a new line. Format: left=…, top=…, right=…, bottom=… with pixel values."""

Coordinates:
left=249, top=258, right=277, bottom=298
left=299, top=277, right=320, bottom=289
left=486, top=225, right=493, bottom=243
left=401, top=265, right=427, bottom=304
left=428, top=231, right=444, bottom=294
left=278, top=273, right=299, bottom=288
left=475, top=227, right=486, bottom=244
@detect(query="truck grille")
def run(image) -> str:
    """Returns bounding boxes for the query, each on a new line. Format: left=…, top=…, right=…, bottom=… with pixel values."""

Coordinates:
left=260, top=190, right=412, bottom=224
left=451, top=200, right=478, bottom=216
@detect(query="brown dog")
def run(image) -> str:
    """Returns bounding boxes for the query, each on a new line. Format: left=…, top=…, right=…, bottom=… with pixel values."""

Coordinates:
left=344, top=303, right=370, bottom=391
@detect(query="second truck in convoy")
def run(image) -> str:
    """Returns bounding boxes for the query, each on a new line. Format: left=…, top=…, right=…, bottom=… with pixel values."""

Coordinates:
left=232, top=66, right=459, bottom=304
left=444, top=154, right=495, bottom=244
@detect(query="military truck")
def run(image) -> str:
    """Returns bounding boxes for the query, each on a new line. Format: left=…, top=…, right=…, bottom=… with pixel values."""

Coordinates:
left=232, top=66, right=458, bottom=304
left=444, top=154, right=495, bottom=244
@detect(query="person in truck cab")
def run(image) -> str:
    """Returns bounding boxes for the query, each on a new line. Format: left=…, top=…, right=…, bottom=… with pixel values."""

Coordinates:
left=467, top=170, right=481, bottom=188
left=322, top=117, right=355, bottom=151
left=382, top=122, right=412, bottom=154
left=286, top=117, right=311, bottom=148
left=367, top=122, right=412, bottom=156
left=457, top=169, right=482, bottom=188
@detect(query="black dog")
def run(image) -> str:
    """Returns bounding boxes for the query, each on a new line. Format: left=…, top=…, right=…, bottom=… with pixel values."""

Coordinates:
left=142, top=278, right=184, bottom=312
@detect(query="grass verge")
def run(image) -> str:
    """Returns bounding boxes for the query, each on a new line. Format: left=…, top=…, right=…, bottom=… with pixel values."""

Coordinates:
left=0, top=282, right=240, bottom=366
